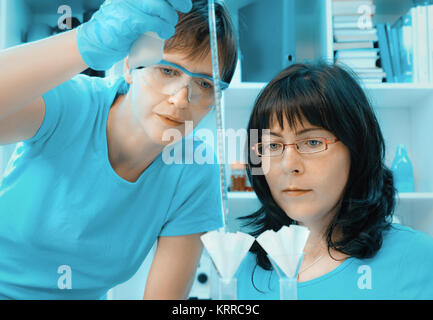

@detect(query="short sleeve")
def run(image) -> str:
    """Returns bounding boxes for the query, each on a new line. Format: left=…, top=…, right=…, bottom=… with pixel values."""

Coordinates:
left=22, top=74, right=100, bottom=157
left=159, top=148, right=224, bottom=237
left=397, top=230, right=433, bottom=299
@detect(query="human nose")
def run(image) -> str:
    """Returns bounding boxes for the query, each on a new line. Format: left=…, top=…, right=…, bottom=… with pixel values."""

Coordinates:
left=280, top=144, right=304, bottom=175
left=167, top=84, right=191, bottom=109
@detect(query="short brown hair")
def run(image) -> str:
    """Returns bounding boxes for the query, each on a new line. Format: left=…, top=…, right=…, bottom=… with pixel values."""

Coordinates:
left=164, top=0, right=238, bottom=84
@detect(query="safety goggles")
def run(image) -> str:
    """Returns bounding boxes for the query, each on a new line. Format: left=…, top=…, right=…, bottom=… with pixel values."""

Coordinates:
left=138, top=59, right=229, bottom=107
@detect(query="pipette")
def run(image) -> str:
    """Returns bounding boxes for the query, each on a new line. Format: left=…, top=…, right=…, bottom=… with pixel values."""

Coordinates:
left=128, top=5, right=229, bottom=230
left=208, top=0, right=229, bottom=232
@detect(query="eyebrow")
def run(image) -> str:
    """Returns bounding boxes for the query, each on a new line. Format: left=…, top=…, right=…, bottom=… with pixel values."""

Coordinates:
left=296, top=128, right=326, bottom=135
left=265, top=128, right=325, bottom=137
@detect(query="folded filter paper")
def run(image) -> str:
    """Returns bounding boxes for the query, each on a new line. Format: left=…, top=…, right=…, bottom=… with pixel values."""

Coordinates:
left=256, top=225, right=310, bottom=278
left=201, top=230, right=255, bottom=280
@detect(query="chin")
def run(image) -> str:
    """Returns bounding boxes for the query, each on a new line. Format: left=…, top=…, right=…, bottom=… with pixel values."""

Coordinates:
left=285, top=209, right=320, bottom=223
left=141, top=119, right=185, bottom=146
left=150, top=130, right=184, bottom=146
left=283, top=203, right=337, bottom=226
left=274, top=197, right=318, bottom=220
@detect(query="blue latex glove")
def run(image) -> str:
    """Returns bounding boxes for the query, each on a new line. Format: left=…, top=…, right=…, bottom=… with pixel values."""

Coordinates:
left=76, top=0, right=192, bottom=71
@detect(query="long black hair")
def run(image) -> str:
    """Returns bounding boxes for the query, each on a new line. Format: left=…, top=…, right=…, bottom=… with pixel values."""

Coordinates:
left=241, top=62, right=396, bottom=274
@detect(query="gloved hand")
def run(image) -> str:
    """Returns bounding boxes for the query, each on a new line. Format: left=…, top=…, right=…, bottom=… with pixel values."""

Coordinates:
left=76, top=0, right=192, bottom=71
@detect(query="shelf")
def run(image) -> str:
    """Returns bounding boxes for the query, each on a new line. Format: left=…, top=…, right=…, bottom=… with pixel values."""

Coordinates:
left=397, top=193, right=433, bottom=200
left=228, top=191, right=257, bottom=199
left=228, top=82, right=267, bottom=89
left=363, top=83, right=433, bottom=109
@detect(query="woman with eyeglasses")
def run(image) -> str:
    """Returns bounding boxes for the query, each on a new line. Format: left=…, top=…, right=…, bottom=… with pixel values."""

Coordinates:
left=0, top=0, right=237, bottom=299
left=236, top=62, right=433, bottom=299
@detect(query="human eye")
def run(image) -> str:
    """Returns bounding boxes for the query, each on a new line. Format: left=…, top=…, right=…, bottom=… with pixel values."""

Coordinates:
left=196, top=78, right=214, bottom=90
left=307, top=139, right=323, bottom=146
left=299, top=138, right=324, bottom=150
left=264, top=142, right=283, bottom=154
left=158, top=66, right=179, bottom=77
left=269, top=143, right=282, bottom=150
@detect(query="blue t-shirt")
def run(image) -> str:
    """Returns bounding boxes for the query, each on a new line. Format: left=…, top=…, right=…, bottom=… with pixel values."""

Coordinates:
left=236, top=224, right=433, bottom=299
left=0, top=75, right=223, bottom=299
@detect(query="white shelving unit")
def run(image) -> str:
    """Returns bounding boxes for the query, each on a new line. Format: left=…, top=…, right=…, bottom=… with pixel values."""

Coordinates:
left=224, top=0, right=433, bottom=237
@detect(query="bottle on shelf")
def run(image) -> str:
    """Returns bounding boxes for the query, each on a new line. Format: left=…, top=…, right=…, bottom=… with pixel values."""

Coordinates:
left=391, top=144, right=415, bottom=193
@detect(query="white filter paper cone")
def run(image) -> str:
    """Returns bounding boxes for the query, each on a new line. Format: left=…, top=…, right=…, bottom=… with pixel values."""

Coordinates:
left=256, top=225, right=310, bottom=278
left=201, top=230, right=255, bottom=280
left=280, top=225, right=311, bottom=254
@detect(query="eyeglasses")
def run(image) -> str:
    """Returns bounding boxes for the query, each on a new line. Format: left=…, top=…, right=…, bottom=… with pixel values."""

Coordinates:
left=138, top=59, right=229, bottom=107
left=252, top=137, right=339, bottom=157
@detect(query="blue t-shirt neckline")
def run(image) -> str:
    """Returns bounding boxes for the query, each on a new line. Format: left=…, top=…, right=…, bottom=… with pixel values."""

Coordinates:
left=238, top=224, right=433, bottom=299
left=100, top=77, right=163, bottom=188
left=297, top=256, right=355, bottom=287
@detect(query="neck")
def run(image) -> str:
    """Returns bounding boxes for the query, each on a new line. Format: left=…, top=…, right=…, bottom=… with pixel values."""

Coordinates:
left=299, top=221, right=329, bottom=259
left=107, top=92, right=163, bottom=175
left=296, top=209, right=344, bottom=260
left=295, top=214, right=348, bottom=282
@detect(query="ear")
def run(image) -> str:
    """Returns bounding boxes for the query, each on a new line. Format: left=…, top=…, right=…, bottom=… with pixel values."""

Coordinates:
left=123, top=57, right=133, bottom=84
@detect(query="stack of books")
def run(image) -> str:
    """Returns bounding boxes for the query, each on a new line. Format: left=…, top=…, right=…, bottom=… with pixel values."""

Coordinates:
left=332, top=0, right=386, bottom=84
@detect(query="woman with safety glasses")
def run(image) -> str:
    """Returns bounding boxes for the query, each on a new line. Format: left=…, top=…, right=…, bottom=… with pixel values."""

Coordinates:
left=236, top=62, right=433, bottom=299
left=0, top=0, right=237, bottom=299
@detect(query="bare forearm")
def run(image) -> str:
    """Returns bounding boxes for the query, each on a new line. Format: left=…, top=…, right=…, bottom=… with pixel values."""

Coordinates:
left=143, top=235, right=203, bottom=300
left=0, top=29, right=88, bottom=120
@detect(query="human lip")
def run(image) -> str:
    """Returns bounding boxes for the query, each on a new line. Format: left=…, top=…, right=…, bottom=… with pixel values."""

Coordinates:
left=155, top=113, right=184, bottom=127
left=282, top=188, right=312, bottom=197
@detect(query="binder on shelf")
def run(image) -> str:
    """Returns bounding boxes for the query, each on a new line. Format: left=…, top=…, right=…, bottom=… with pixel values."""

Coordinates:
left=376, top=23, right=395, bottom=82
left=415, top=5, right=429, bottom=82
left=392, top=12, right=414, bottom=82
left=428, top=5, right=433, bottom=82
left=333, top=15, right=371, bottom=23
left=335, top=48, right=379, bottom=59
left=361, top=78, right=383, bottom=84
left=391, top=5, right=431, bottom=83
left=333, top=21, right=364, bottom=30
left=410, top=8, right=419, bottom=83
left=336, top=57, right=378, bottom=69
left=353, top=67, right=386, bottom=79
left=333, top=15, right=374, bottom=30
left=387, top=23, right=401, bottom=83
left=334, top=28, right=378, bottom=42
left=333, top=41, right=374, bottom=50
